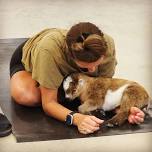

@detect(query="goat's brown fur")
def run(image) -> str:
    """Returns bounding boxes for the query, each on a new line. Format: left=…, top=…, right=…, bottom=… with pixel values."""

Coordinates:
left=63, top=73, right=151, bottom=126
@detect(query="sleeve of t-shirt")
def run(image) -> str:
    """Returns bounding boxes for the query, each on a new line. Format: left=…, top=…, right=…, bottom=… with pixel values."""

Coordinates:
left=32, top=48, right=63, bottom=89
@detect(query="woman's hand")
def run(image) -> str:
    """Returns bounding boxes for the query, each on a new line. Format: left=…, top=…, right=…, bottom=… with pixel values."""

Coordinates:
left=73, top=113, right=104, bottom=134
left=128, top=107, right=145, bottom=124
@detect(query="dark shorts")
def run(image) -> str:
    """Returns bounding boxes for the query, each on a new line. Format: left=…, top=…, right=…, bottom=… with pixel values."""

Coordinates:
left=10, top=40, right=28, bottom=78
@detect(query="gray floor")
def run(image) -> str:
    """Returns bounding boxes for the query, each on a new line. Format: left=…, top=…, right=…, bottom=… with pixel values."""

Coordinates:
left=0, top=0, right=152, bottom=151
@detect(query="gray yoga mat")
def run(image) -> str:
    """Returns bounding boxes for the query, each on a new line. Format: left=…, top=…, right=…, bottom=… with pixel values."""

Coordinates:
left=0, top=38, right=152, bottom=142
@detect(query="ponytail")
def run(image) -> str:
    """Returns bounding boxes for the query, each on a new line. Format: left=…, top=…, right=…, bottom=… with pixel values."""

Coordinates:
left=66, top=22, right=107, bottom=62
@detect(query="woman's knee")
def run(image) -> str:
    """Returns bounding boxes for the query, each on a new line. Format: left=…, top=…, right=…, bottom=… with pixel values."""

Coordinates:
left=11, top=87, right=41, bottom=107
left=10, top=71, right=41, bottom=107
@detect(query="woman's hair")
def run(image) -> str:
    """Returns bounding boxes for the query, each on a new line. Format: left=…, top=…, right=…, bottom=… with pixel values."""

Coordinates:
left=66, top=22, right=108, bottom=62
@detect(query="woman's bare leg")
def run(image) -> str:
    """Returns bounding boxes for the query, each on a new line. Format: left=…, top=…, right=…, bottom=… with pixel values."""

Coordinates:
left=10, top=71, right=41, bottom=107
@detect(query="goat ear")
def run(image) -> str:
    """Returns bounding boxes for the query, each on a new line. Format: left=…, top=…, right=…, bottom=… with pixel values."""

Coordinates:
left=78, top=79, right=84, bottom=86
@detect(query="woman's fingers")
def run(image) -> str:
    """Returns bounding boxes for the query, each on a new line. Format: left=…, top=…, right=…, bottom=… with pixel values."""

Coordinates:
left=84, top=116, right=104, bottom=127
left=90, top=116, right=104, bottom=124
left=135, top=115, right=144, bottom=123
left=78, top=115, right=104, bottom=134
left=130, top=107, right=145, bottom=116
left=128, top=107, right=145, bottom=124
left=84, top=117, right=99, bottom=127
left=82, top=122, right=100, bottom=131
left=128, top=115, right=144, bottom=124
left=136, top=111, right=145, bottom=118
left=80, top=129, right=94, bottom=134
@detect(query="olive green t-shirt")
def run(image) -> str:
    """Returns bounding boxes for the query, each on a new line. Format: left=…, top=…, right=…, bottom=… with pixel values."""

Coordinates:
left=22, top=28, right=117, bottom=89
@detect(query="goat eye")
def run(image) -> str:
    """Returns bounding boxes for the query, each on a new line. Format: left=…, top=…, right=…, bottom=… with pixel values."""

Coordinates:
left=66, top=90, right=70, bottom=94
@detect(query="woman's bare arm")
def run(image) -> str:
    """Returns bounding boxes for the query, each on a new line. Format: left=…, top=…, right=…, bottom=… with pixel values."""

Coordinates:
left=40, top=86, right=103, bottom=134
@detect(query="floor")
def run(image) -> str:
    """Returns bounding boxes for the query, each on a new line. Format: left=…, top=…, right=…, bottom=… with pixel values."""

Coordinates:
left=0, top=0, right=152, bottom=151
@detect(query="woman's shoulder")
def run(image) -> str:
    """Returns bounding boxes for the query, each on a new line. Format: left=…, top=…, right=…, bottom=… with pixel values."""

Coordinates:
left=44, top=28, right=67, bottom=40
left=37, top=28, right=67, bottom=48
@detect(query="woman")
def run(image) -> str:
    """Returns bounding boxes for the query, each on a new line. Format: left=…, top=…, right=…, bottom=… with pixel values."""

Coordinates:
left=9, top=22, right=144, bottom=134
